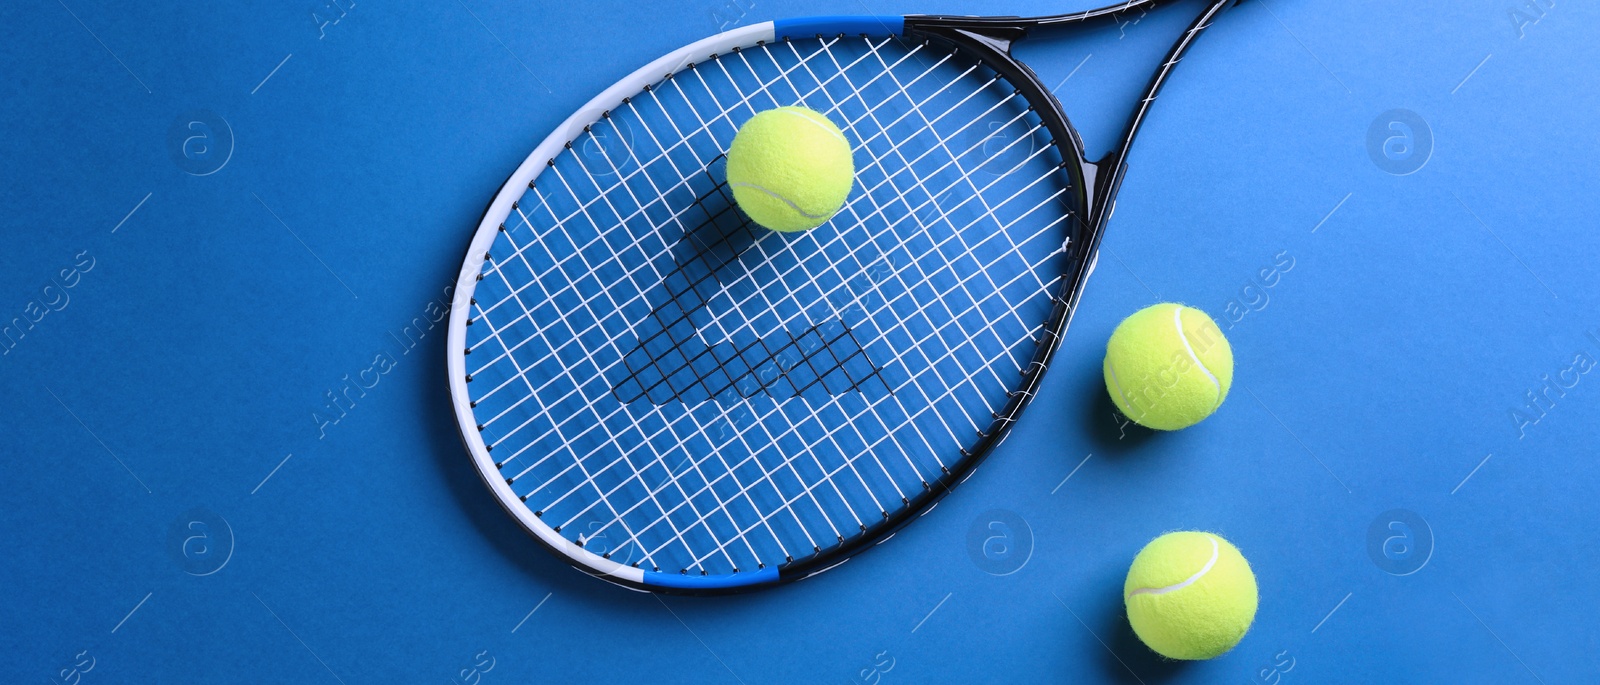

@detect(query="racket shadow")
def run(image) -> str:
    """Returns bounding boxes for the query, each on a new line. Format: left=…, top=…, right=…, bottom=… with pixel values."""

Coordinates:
left=415, top=324, right=650, bottom=604
left=607, top=158, right=888, bottom=407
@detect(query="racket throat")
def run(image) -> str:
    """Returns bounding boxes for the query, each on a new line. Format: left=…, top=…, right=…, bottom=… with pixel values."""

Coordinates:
left=901, top=22, right=1027, bottom=55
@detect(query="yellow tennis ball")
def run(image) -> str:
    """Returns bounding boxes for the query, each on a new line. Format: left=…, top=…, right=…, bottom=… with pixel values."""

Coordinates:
left=725, top=106, right=854, bottom=232
left=1124, top=531, right=1258, bottom=660
left=1103, top=303, right=1232, bottom=430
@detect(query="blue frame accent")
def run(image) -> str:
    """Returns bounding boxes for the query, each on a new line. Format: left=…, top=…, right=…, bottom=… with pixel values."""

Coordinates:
left=644, top=566, right=780, bottom=590
left=772, top=16, right=904, bottom=39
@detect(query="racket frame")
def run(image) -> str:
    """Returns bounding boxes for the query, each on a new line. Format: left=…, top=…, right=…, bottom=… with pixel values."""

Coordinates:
left=447, top=0, right=1240, bottom=594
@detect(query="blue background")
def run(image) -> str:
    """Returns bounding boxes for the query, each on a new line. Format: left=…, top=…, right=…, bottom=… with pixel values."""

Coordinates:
left=2, top=0, right=1595, bottom=682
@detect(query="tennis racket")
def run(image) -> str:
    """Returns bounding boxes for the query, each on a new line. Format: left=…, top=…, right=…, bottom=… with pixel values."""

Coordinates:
left=448, top=0, right=1243, bottom=593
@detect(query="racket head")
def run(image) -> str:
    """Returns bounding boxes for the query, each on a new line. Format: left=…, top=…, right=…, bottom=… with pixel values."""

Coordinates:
left=445, top=11, right=1173, bottom=593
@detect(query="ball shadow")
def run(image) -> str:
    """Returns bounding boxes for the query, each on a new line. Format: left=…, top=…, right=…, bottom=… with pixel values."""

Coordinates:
left=1103, top=600, right=1189, bottom=683
left=1078, top=561, right=1188, bottom=684
left=1077, top=365, right=1163, bottom=455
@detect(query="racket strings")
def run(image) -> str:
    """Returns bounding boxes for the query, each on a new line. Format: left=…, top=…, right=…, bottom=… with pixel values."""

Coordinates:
left=761, top=37, right=1069, bottom=400
left=464, top=34, right=1074, bottom=574
left=476, top=63, right=1034, bottom=464
left=547, top=145, right=1062, bottom=566
left=483, top=207, right=776, bottom=573
left=578, top=204, right=1070, bottom=571
left=627, top=206, right=1074, bottom=569
left=474, top=74, right=1043, bottom=432
left=467, top=37, right=969, bottom=348
left=492, top=147, right=1062, bottom=569
left=463, top=39, right=884, bottom=403
left=499, top=40, right=1056, bottom=566
left=785, top=39, right=1045, bottom=338
left=465, top=39, right=1005, bottom=379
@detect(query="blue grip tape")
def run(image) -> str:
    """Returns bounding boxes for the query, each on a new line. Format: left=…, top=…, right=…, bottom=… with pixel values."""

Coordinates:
left=644, top=566, right=779, bottom=590
left=772, top=15, right=904, bottom=39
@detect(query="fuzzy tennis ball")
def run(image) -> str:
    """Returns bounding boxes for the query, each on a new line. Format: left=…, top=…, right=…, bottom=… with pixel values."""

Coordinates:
left=1124, top=531, right=1258, bottom=660
left=1103, top=303, right=1232, bottom=430
left=725, top=106, right=854, bottom=232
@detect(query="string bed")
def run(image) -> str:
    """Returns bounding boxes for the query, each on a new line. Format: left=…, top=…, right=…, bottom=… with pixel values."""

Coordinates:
left=463, top=33, right=1074, bottom=577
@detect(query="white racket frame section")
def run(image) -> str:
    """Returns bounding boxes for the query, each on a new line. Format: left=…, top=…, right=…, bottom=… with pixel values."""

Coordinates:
left=447, top=22, right=780, bottom=589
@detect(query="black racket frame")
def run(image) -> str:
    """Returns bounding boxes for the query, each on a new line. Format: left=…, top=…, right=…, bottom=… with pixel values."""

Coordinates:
left=455, top=0, right=1243, bottom=594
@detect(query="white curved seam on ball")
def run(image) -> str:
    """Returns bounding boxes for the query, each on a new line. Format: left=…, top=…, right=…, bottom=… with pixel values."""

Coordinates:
left=1127, top=535, right=1219, bottom=597
left=1106, top=364, right=1142, bottom=420
left=777, top=108, right=848, bottom=145
left=729, top=182, right=832, bottom=219
left=1173, top=306, right=1223, bottom=408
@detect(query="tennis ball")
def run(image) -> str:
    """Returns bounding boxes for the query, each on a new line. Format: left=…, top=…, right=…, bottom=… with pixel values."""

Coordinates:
left=1103, top=303, right=1232, bottom=430
left=1124, top=531, right=1258, bottom=660
left=725, top=106, right=854, bottom=232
